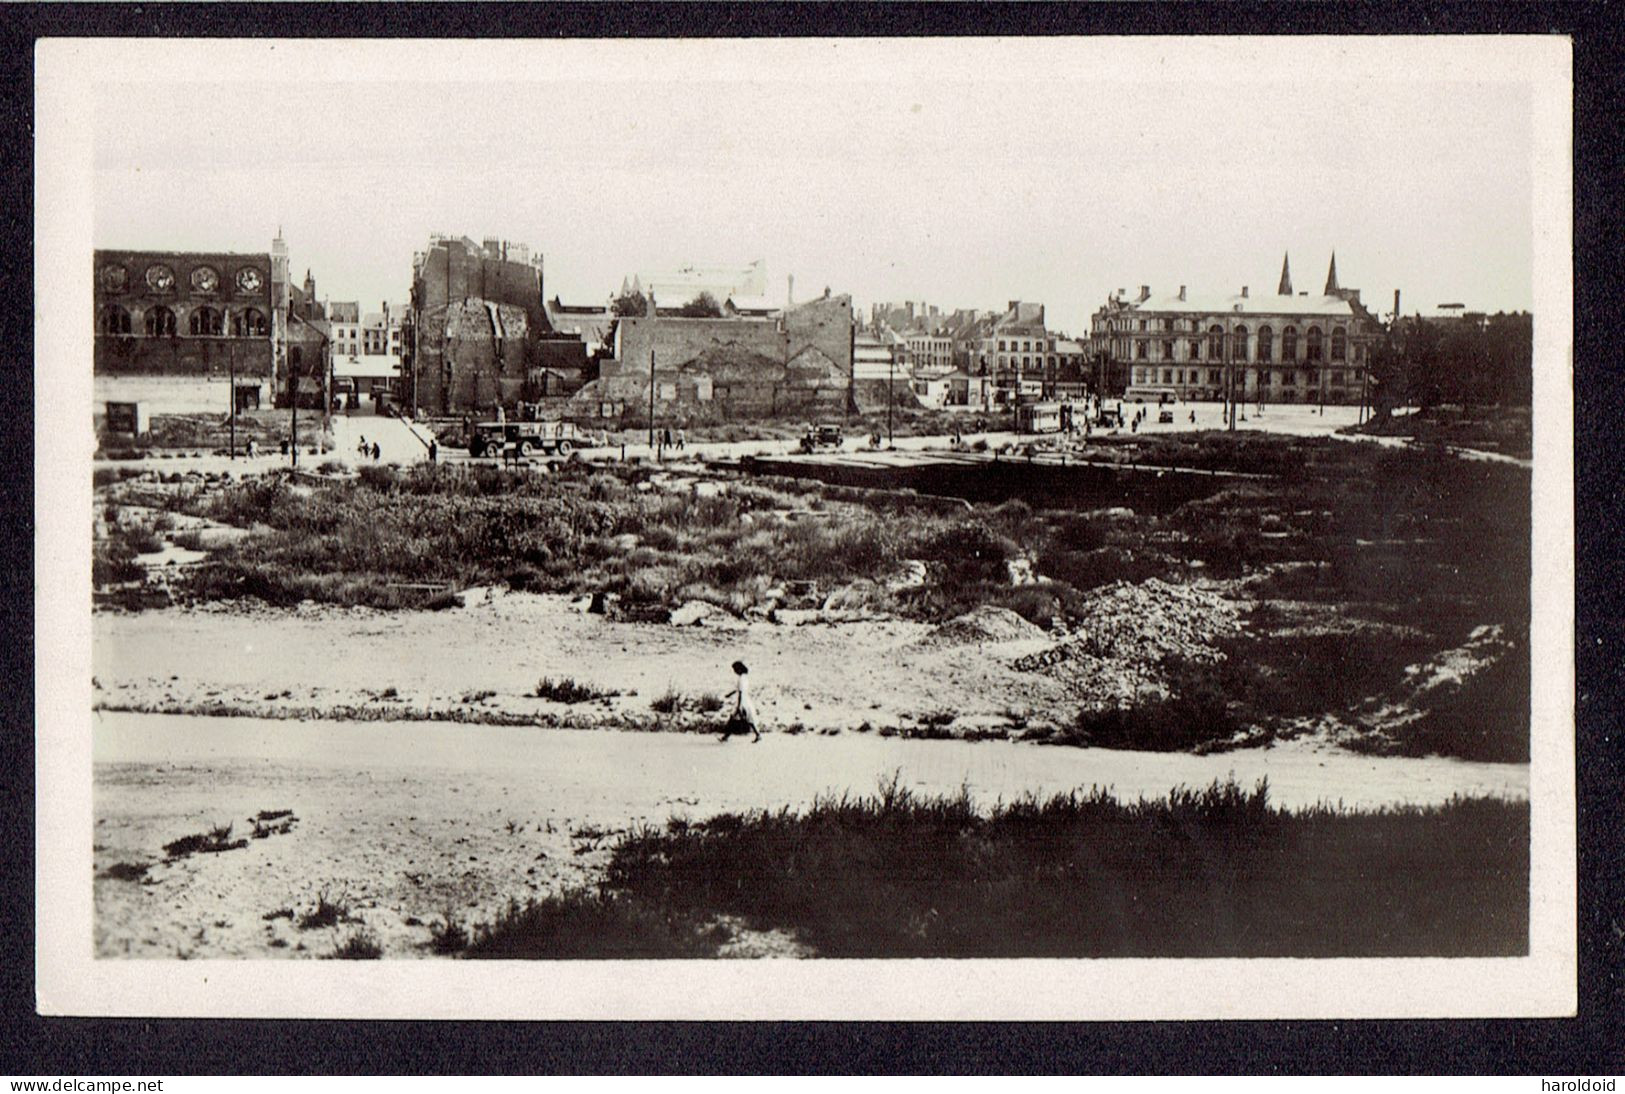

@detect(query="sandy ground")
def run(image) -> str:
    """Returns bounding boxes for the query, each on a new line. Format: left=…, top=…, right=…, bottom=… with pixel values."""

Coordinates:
left=92, top=709, right=1526, bottom=960
left=93, top=591, right=1111, bottom=734
left=90, top=592, right=1529, bottom=960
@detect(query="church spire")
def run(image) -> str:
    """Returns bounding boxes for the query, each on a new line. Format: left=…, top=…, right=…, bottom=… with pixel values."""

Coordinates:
left=1324, top=251, right=1340, bottom=295
left=1277, top=252, right=1293, bottom=296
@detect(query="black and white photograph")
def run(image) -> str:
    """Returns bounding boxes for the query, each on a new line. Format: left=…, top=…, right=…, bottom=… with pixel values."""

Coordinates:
left=35, top=34, right=1575, bottom=1020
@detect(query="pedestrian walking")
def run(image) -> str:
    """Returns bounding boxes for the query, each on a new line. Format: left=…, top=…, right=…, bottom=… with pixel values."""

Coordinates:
left=675, top=428, right=686, bottom=451
left=718, top=660, right=761, bottom=743
left=357, top=436, right=368, bottom=458
left=428, top=439, right=438, bottom=463
left=371, top=441, right=381, bottom=461
left=245, top=439, right=257, bottom=459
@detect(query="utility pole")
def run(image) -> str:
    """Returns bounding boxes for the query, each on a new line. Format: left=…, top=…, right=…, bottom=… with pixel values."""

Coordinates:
left=1226, top=327, right=1236, bottom=431
left=290, top=354, right=298, bottom=468
left=228, top=340, right=236, bottom=460
left=648, top=347, right=656, bottom=452
left=887, top=347, right=894, bottom=446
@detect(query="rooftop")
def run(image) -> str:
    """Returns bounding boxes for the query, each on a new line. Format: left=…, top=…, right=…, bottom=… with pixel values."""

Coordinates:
left=1120, top=291, right=1361, bottom=318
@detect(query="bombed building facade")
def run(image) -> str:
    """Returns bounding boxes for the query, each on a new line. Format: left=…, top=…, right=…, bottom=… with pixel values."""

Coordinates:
left=574, top=290, right=855, bottom=423
left=404, top=235, right=590, bottom=416
left=94, top=246, right=283, bottom=414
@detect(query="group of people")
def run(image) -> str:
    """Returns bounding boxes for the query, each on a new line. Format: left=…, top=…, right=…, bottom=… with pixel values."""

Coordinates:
left=356, top=436, right=381, bottom=461
left=657, top=427, right=686, bottom=452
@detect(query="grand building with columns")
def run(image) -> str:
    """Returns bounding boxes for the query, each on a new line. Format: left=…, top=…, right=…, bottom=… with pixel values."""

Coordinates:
left=1089, top=253, right=1381, bottom=405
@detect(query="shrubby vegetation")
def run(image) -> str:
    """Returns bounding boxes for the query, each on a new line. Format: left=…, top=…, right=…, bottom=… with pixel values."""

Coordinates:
left=453, top=778, right=1528, bottom=959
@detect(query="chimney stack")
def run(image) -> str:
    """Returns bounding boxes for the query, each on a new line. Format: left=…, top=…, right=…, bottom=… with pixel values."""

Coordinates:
left=1241, top=286, right=1249, bottom=298
left=1394, top=289, right=1401, bottom=318
left=1178, top=285, right=1186, bottom=301
left=1138, top=285, right=1151, bottom=302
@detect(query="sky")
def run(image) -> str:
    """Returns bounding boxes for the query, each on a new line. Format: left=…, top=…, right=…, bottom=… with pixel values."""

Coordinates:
left=89, top=38, right=1543, bottom=336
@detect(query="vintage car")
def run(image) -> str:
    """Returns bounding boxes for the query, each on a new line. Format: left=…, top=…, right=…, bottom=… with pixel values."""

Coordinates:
left=798, top=424, right=845, bottom=453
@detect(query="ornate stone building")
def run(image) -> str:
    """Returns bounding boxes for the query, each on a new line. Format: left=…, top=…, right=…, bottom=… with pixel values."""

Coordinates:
left=1089, top=253, right=1381, bottom=405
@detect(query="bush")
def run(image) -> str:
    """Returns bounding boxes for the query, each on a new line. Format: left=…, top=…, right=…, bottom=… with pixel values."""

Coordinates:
left=330, top=929, right=383, bottom=959
left=584, top=779, right=1528, bottom=958
left=463, top=890, right=720, bottom=959
left=650, top=684, right=683, bottom=714
left=298, top=892, right=350, bottom=930
left=534, top=677, right=616, bottom=704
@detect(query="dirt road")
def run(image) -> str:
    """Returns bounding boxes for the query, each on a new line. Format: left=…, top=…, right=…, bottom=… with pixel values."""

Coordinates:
left=92, top=709, right=1527, bottom=960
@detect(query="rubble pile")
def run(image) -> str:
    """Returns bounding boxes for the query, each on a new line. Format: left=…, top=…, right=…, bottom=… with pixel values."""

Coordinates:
left=918, top=605, right=1048, bottom=648
left=1067, top=578, right=1243, bottom=664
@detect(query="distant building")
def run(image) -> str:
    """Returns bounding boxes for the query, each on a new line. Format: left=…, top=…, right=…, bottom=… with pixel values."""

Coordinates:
left=94, top=245, right=281, bottom=414
left=631, top=260, right=767, bottom=312
left=332, top=303, right=404, bottom=409
left=974, top=301, right=1048, bottom=405
left=326, top=301, right=361, bottom=359
left=1090, top=253, right=1380, bottom=404
left=574, top=292, right=855, bottom=422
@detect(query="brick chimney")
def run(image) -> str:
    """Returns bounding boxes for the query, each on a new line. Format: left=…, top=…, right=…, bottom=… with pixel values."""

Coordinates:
left=1138, top=285, right=1151, bottom=302
left=1241, top=286, right=1249, bottom=298
left=1178, top=285, right=1186, bottom=301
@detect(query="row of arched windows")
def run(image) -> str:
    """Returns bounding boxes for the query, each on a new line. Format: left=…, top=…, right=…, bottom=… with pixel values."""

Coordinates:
left=101, top=305, right=268, bottom=338
left=1196, top=323, right=1346, bottom=363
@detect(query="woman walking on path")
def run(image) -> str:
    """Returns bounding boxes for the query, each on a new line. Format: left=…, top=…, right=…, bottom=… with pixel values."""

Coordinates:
left=719, top=660, right=761, bottom=742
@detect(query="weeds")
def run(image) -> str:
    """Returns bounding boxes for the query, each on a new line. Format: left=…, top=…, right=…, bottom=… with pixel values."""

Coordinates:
left=330, top=929, right=383, bottom=959
left=163, top=823, right=247, bottom=859
left=298, top=892, right=350, bottom=930
left=99, top=861, right=150, bottom=882
left=429, top=911, right=469, bottom=955
left=462, top=891, right=720, bottom=959
left=533, top=677, right=617, bottom=704
left=650, top=684, right=683, bottom=714
left=585, top=778, right=1528, bottom=958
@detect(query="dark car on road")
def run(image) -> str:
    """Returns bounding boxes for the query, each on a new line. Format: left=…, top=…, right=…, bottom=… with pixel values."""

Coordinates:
left=798, top=424, right=845, bottom=453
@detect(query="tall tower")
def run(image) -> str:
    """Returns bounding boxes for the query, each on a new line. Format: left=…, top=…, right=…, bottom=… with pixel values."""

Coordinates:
left=1324, top=252, right=1340, bottom=295
left=1277, top=252, right=1294, bottom=296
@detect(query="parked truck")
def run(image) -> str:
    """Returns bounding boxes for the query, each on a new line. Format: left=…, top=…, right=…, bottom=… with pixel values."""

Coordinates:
left=467, top=420, right=601, bottom=459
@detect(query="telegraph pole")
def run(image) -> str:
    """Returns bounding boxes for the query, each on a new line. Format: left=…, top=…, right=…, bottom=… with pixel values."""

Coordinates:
left=228, top=341, right=236, bottom=459
left=887, top=348, right=894, bottom=445
left=290, top=356, right=298, bottom=468
left=648, top=347, right=656, bottom=452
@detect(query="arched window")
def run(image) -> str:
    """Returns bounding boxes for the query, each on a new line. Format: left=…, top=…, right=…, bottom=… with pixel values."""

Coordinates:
left=1232, top=325, right=1249, bottom=362
left=1306, top=327, right=1324, bottom=361
left=189, top=306, right=224, bottom=337
left=1256, top=326, right=1273, bottom=363
left=100, top=305, right=132, bottom=335
left=1331, top=327, right=1347, bottom=361
left=145, top=305, right=176, bottom=337
left=235, top=308, right=268, bottom=337
left=1208, top=324, right=1224, bottom=360
left=1281, top=325, right=1298, bottom=361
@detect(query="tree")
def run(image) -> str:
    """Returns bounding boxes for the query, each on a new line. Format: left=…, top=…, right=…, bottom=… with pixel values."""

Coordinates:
left=611, top=289, right=649, bottom=317
left=672, top=292, right=723, bottom=318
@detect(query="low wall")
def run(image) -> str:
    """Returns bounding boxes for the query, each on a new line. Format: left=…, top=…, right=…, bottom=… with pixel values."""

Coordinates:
left=93, top=374, right=269, bottom=416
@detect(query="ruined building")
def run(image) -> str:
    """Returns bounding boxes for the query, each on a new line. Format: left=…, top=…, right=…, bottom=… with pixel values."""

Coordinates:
left=404, top=235, right=589, bottom=416
left=571, top=290, right=856, bottom=423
